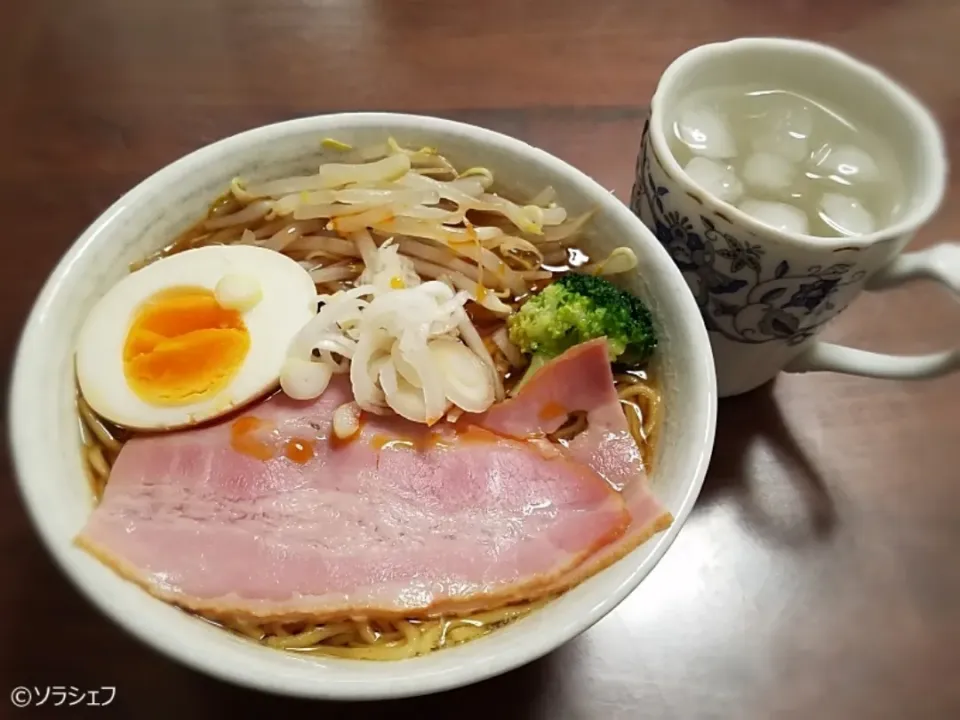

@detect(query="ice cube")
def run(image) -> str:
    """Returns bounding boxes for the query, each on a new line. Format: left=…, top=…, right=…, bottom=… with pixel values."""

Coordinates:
left=683, top=157, right=744, bottom=203
left=741, top=152, right=797, bottom=193
left=739, top=198, right=809, bottom=235
left=811, top=144, right=881, bottom=184
left=818, top=193, right=876, bottom=236
left=752, top=100, right=813, bottom=163
left=675, top=106, right=736, bottom=159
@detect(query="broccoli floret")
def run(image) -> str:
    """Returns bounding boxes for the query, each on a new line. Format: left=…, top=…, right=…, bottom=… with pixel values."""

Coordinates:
left=507, top=273, right=656, bottom=385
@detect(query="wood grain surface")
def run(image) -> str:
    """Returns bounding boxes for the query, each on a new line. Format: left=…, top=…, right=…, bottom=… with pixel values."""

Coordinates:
left=2, top=1, right=959, bottom=718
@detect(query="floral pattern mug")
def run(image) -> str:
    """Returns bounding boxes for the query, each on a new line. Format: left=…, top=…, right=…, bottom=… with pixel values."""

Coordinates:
left=631, top=38, right=960, bottom=397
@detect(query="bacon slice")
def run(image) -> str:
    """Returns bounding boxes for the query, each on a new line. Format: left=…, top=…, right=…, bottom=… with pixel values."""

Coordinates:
left=77, top=339, right=671, bottom=623
left=77, top=379, right=630, bottom=622
left=478, top=339, right=673, bottom=597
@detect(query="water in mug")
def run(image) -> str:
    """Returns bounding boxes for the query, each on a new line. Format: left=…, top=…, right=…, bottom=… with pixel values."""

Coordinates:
left=666, top=86, right=906, bottom=237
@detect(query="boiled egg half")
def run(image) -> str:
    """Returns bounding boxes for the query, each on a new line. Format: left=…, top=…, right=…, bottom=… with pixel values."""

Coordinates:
left=76, top=245, right=316, bottom=430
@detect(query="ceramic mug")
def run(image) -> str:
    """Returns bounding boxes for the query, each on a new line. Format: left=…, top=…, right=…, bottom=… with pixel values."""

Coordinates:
left=631, top=37, right=960, bottom=398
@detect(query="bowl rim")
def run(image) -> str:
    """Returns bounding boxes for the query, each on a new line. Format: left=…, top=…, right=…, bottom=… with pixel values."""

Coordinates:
left=9, top=112, right=717, bottom=700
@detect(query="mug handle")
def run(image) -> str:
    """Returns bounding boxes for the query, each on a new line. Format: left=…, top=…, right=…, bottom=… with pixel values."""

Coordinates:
left=785, top=242, right=960, bottom=379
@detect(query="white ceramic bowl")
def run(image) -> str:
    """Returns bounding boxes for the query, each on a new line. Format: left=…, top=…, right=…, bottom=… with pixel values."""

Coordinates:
left=9, top=113, right=717, bottom=700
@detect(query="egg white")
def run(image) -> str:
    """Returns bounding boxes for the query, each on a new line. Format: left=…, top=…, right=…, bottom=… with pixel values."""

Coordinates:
left=75, top=245, right=317, bottom=430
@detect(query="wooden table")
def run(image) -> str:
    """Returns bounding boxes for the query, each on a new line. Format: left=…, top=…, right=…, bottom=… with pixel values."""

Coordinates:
left=2, top=1, right=959, bottom=717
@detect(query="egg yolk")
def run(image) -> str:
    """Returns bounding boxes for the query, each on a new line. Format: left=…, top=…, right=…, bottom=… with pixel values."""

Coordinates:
left=123, top=287, right=250, bottom=406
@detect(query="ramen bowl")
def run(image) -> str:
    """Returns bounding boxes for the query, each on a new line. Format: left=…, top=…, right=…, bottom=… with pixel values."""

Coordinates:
left=9, top=113, right=717, bottom=700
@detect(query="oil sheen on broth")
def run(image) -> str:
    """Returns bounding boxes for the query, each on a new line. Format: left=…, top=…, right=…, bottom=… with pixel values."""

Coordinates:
left=666, top=85, right=906, bottom=238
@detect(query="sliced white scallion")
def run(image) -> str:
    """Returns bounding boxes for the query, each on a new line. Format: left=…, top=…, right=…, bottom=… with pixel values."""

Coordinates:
left=332, top=402, right=362, bottom=440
